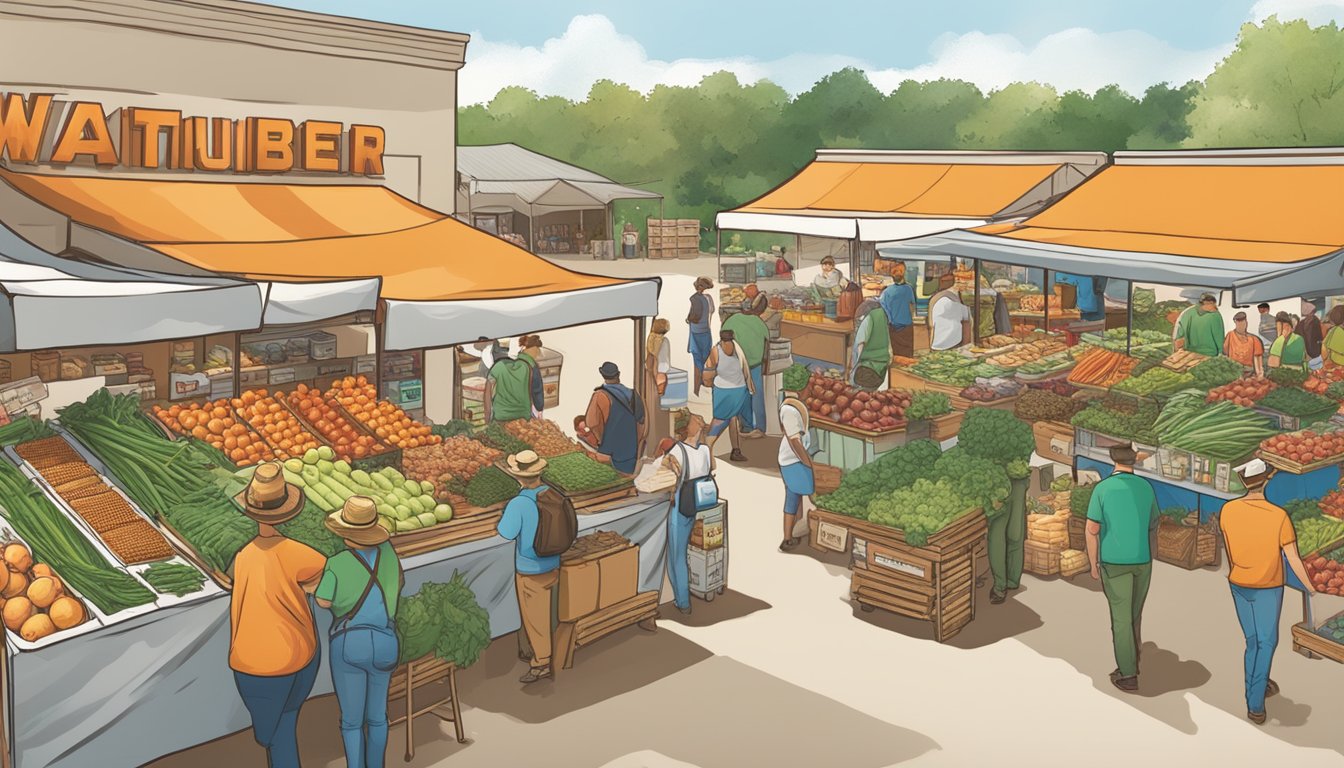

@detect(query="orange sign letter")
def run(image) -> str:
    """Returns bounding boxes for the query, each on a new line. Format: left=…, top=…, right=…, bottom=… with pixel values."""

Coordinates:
left=348, top=124, right=385, bottom=176
left=0, top=93, right=52, bottom=164
left=51, top=102, right=118, bottom=166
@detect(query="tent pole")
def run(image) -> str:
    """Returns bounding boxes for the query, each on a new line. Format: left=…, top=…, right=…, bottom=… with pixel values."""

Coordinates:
left=1044, top=270, right=1051, bottom=335
left=374, top=302, right=385, bottom=399
left=232, top=332, right=241, bottom=399
left=973, top=260, right=981, bottom=342
left=451, top=346, right=462, bottom=421
left=527, top=206, right=535, bottom=253
left=633, top=316, right=647, bottom=412
left=579, top=209, right=585, bottom=257
left=1127, top=281, right=1134, bottom=356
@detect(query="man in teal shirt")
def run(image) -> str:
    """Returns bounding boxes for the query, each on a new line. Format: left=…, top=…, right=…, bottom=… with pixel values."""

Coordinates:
left=1086, top=443, right=1160, bottom=693
left=722, top=296, right=771, bottom=437
left=1175, top=293, right=1225, bottom=357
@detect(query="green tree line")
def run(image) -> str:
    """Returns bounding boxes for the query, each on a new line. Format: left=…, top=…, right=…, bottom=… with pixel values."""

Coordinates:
left=459, top=18, right=1344, bottom=243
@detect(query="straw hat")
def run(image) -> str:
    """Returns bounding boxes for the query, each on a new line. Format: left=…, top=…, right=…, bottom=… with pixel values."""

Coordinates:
left=504, top=450, right=548, bottom=478
left=236, top=462, right=305, bottom=525
left=325, top=496, right=389, bottom=547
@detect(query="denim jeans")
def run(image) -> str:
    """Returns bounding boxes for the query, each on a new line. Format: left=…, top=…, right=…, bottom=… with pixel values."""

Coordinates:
left=667, top=503, right=696, bottom=609
left=331, top=627, right=399, bottom=768
left=1230, top=583, right=1283, bottom=715
left=233, top=647, right=321, bottom=768
left=749, top=365, right=765, bottom=432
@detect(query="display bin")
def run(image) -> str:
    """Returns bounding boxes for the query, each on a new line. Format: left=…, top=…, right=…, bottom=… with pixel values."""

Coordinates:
left=1292, top=606, right=1344, bottom=664
left=809, top=507, right=986, bottom=643
left=660, top=368, right=688, bottom=409
left=1024, top=539, right=1062, bottom=576
left=1068, top=516, right=1088, bottom=551
left=809, top=419, right=931, bottom=471
left=924, top=411, right=964, bottom=442
left=1155, top=514, right=1220, bottom=570
left=719, top=261, right=752, bottom=286
left=1032, top=420, right=1074, bottom=464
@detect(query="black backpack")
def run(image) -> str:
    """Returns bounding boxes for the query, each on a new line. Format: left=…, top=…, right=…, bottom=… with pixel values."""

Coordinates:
left=533, top=486, right=578, bottom=557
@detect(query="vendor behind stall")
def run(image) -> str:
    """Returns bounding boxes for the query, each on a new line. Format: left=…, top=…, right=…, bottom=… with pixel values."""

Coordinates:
left=1052, top=272, right=1106, bottom=321
left=810, top=256, right=851, bottom=302
left=1175, top=293, right=1225, bottom=357
left=928, top=273, right=971, bottom=351
left=879, top=261, right=916, bottom=359
left=850, top=298, right=890, bottom=390
left=485, top=342, right=535, bottom=422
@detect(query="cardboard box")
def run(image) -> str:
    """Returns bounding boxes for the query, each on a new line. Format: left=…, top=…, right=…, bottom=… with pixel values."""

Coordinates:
left=598, top=545, right=639, bottom=610
left=559, top=560, right=599, bottom=622
left=169, top=371, right=210, bottom=400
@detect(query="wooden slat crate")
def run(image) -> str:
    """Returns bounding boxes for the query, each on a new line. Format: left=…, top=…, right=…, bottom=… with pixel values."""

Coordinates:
left=812, top=507, right=986, bottom=642
left=1292, top=622, right=1344, bottom=663
left=1024, top=539, right=1062, bottom=576
left=552, top=591, right=659, bottom=669
left=1155, top=517, right=1219, bottom=570
left=1068, top=515, right=1087, bottom=551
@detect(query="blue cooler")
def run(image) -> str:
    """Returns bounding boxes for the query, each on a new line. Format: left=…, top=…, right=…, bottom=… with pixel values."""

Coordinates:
left=661, top=367, right=688, bottom=408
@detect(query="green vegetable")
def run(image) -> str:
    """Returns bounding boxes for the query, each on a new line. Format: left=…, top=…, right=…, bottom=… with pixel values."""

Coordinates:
left=957, top=408, right=1034, bottom=466
left=333, top=460, right=351, bottom=475
left=1260, top=387, right=1337, bottom=419
left=1070, top=484, right=1095, bottom=519
left=433, top=503, right=454, bottom=523
left=142, top=561, right=207, bottom=597
left=1071, top=397, right=1161, bottom=444
left=1112, top=367, right=1195, bottom=396
left=303, top=448, right=321, bottom=465
left=1190, top=357, right=1245, bottom=389
left=1268, top=367, right=1310, bottom=388
left=541, top=452, right=625, bottom=493
left=464, top=466, right=520, bottom=508
left=782, top=364, right=810, bottom=393
left=317, top=446, right=335, bottom=462
left=0, top=459, right=155, bottom=614
left=933, top=447, right=1009, bottom=515
left=1153, top=391, right=1278, bottom=462
left=284, top=459, right=304, bottom=474
left=815, top=439, right=942, bottom=518
left=1327, top=382, right=1344, bottom=402
left=430, top=420, right=476, bottom=440
left=1285, top=498, right=1323, bottom=523
left=864, top=478, right=972, bottom=547
left=905, top=391, right=952, bottom=421
left=396, top=573, right=491, bottom=666
left=0, top=417, right=55, bottom=447
left=478, top=422, right=530, bottom=454
left=1294, top=513, right=1344, bottom=556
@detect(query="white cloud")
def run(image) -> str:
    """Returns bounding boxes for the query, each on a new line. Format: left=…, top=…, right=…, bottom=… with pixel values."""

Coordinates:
left=457, top=14, right=1229, bottom=105
left=1250, top=0, right=1344, bottom=24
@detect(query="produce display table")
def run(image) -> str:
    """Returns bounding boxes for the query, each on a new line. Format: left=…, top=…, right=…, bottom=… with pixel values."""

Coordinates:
left=780, top=318, right=854, bottom=370
left=809, top=507, right=987, bottom=643
left=809, top=419, right=931, bottom=471
left=4, top=493, right=672, bottom=768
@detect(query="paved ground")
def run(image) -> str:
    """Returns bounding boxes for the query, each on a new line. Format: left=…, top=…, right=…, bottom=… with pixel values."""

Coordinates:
left=152, top=255, right=1344, bottom=766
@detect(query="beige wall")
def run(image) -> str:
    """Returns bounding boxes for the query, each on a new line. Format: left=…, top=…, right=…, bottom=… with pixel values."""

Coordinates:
left=0, top=0, right=466, bottom=212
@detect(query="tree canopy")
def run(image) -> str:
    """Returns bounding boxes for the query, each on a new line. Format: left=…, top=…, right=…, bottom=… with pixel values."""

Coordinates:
left=459, top=18, right=1344, bottom=241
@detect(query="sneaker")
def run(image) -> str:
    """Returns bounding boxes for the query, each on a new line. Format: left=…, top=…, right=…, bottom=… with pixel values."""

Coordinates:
left=729, top=449, right=748, bottom=463
left=779, top=538, right=799, bottom=552
left=1248, top=710, right=1267, bottom=725
left=520, top=665, right=552, bottom=684
left=1109, top=671, right=1139, bottom=692
left=1266, top=679, right=1280, bottom=698
left=677, top=604, right=692, bottom=615
left=989, top=590, right=1006, bottom=604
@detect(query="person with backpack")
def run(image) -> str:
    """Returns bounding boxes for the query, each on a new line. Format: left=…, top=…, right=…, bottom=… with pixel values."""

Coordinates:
left=314, top=496, right=404, bottom=768
left=583, top=362, right=646, bottom=474
left=497, top=450, right=577, bottom=684
left=485, top=341, right=539, bottom=422
left=687, top=277, right=716, bottom=396
left=662, top=409, right=715, bottom=614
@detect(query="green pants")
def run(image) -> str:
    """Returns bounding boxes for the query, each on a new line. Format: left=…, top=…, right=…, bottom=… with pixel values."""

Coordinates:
left=1100, top=562, right=1152, bottom=678
left=987, top=478, right=1029, bottom=594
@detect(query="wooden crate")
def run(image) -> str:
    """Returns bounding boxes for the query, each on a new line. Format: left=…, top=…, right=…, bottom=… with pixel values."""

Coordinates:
left=812, top=507, right=986, bottom=643
left=1024, top=539, right=1062, bottom=576
left=1292, top=622, right=1344, bottom=663
left=1155, top=517, right=1220, bottom=570
left=390, top=507, right=505, bottom=557
left=552, top=591, right=659, bottom=670
left=888, top=367, right=963, bottom=400
left=1068, top=515, right=1088, bottom=551
left=926, top=411, right=964, bottom=442
left=813, top=463, right=843, bottom=496
left=1032, top=420, right=1074, bottom=464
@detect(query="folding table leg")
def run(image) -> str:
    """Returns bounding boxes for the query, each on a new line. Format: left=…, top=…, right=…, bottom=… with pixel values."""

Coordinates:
left=448, top=667, right=466, bottom=743
left=404, top=664, right=415, bottom=762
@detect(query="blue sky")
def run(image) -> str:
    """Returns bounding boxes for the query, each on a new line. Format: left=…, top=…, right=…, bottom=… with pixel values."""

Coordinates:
left=256, top=0, right=1344, bottom=102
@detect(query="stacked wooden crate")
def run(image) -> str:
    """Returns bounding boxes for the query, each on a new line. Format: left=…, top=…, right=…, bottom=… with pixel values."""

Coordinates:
left=647, top=218, right=701, bottom=259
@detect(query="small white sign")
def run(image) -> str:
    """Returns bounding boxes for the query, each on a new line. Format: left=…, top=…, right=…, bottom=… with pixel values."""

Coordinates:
left=874, top=553, right=926, bottom=579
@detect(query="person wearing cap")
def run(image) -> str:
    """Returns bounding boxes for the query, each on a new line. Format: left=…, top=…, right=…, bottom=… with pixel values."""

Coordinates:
left=776, top=395, right=813, bottom=551
left=722, top=295, right=770, bottom=438
left=517, top=334, right=547, bottom=417
left=662, top=409, right=715, bottom=613
left=878, top=261, right=917, bottom=359
left=1174, top=293, right=1224, bottom=357
left=1297, top=298, right=1325, bottom=370
left=687, top=277, right=716, bottom=396
left=584, top=362, right=645, bottom=474
left=1218, top=460, right=1315, bottom=725
left=810, top=256, right=851, bottom=302
left=497, top=451, right=559, bottom=684
left=928, top=273, right=971, bottom=351
left=315, top=497, right=404, bottom=768
left=486, top=340, right=538, bottom=422
left=1268, top=312, right=1308, bottom=372
left=704, top=329, right=754, bottom=463
left=1256, top=303, right=1277, bottom=369
left=229, top=462, right=326, bottom=768
left=849, top=297, right=891, bottom=391
left=1322, top=305, right=1344, bottom=368
left=1224, top=311, right=1266, bottom=377
left=1085, top=444, right=1160, bottom=693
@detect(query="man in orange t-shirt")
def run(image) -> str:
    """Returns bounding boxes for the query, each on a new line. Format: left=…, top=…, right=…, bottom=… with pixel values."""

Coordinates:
left=1223, top=311, right=1266, bottom=378
left=1218, top=461, right=1314, bottom=725
left=229, top=463, right=326, bottom=768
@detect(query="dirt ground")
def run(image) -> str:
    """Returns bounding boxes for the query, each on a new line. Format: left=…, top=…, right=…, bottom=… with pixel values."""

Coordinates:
left=150, top=254, right=1344, bottom=767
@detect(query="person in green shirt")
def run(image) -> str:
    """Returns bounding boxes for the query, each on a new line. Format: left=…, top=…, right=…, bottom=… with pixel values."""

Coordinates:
left=1175, top=293, right=1225, bottom=357
left=486, top=342, right=536, bottom=421
left=1086, top=443, right=1160, bottom=693
left=1268, top=313, right=1308, bottom=372
left=722, top=296, right=771, bottom=437
left=315, top=496, right=404, bottom=768
left=850, top=299, right=891, bottom=390
left=1323, top=306, right=1344, bottom=368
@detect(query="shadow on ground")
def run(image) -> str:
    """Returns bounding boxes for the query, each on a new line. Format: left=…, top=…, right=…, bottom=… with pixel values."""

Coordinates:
left=657, top=588, right=771, bottom=628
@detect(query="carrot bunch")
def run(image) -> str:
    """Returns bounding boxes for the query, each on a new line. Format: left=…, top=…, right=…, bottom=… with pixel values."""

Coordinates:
left=1068, top=348, right=1139, bottom=388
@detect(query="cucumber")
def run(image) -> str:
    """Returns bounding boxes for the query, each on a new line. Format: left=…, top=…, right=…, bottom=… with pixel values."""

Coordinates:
left=333, top=459, right=352, bottom=475
left=305, top=486, right=337, bottom=512
left=317, top=446, right=336, bottom=462
left=394, top=504, right=413, bottom=521
left=395, top=517, right=421, bottom=532
left=381, top=467, right=406, bottom=485
left=282, top=469, right=307, bottom=488
left=403, top=480, right=422, bottom=496
left=377, top=503, right=397, bottom=519
left=301, top=465, right=322, bottom=486
left=371, top=473, right=393, bottom=492
left=392, top=487, right=413, bottom=502
left=321, top=478, right=355, bottom=502
left=303, top=448, right=321, bottom=465
left=416, top=511, right=438, bottom=528
left=317, top=459, right=335, bottom=476
left=384, top=492, right=401, bottom=507
left=318, top=485, right=345, bottom=510
left=284, top=459, right=304, bottom=474
left=418, top=494, right=437, bottom=511
left=351, top=469, right=373, bottom=487
left=403, top=496, right=425, bottom=515
left=419, top=480, right=435, bottom=495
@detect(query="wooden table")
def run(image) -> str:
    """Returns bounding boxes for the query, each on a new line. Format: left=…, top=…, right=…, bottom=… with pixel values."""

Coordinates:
left=388, top=656, right=466, bottom=762
left=780, top=318, right=855, bottom=369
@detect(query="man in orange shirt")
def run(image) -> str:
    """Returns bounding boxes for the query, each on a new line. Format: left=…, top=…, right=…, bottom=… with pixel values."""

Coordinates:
left=1218, top=460, right=1314, bottom=725
left=229, top=463, right=327, bottom=767
left=1223, top=311, right=1266, bottom=377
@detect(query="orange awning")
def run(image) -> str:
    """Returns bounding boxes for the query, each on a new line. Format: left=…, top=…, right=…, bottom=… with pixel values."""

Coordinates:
left=0, top=169, right=628, bottom=301
left=976, top=164, right=1344, bottom=264
left=738, top=161, right=1063, bottom=217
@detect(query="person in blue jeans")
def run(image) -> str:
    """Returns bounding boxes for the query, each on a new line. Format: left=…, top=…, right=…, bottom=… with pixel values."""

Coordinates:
left=687, top=277, right=716, bottom=396
left=1218, top=461, right=1314, bottom=724
left=662, top=410, right=715, bottom=614
left=776, top=397, right=813, bottom=551
left=316, top=496, right=404, bottom=768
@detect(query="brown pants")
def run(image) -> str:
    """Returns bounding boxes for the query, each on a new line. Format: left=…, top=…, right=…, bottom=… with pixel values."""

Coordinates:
left=888, top=324, right=914, bottom=359
left=515, top=571, right=559, bottom=666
